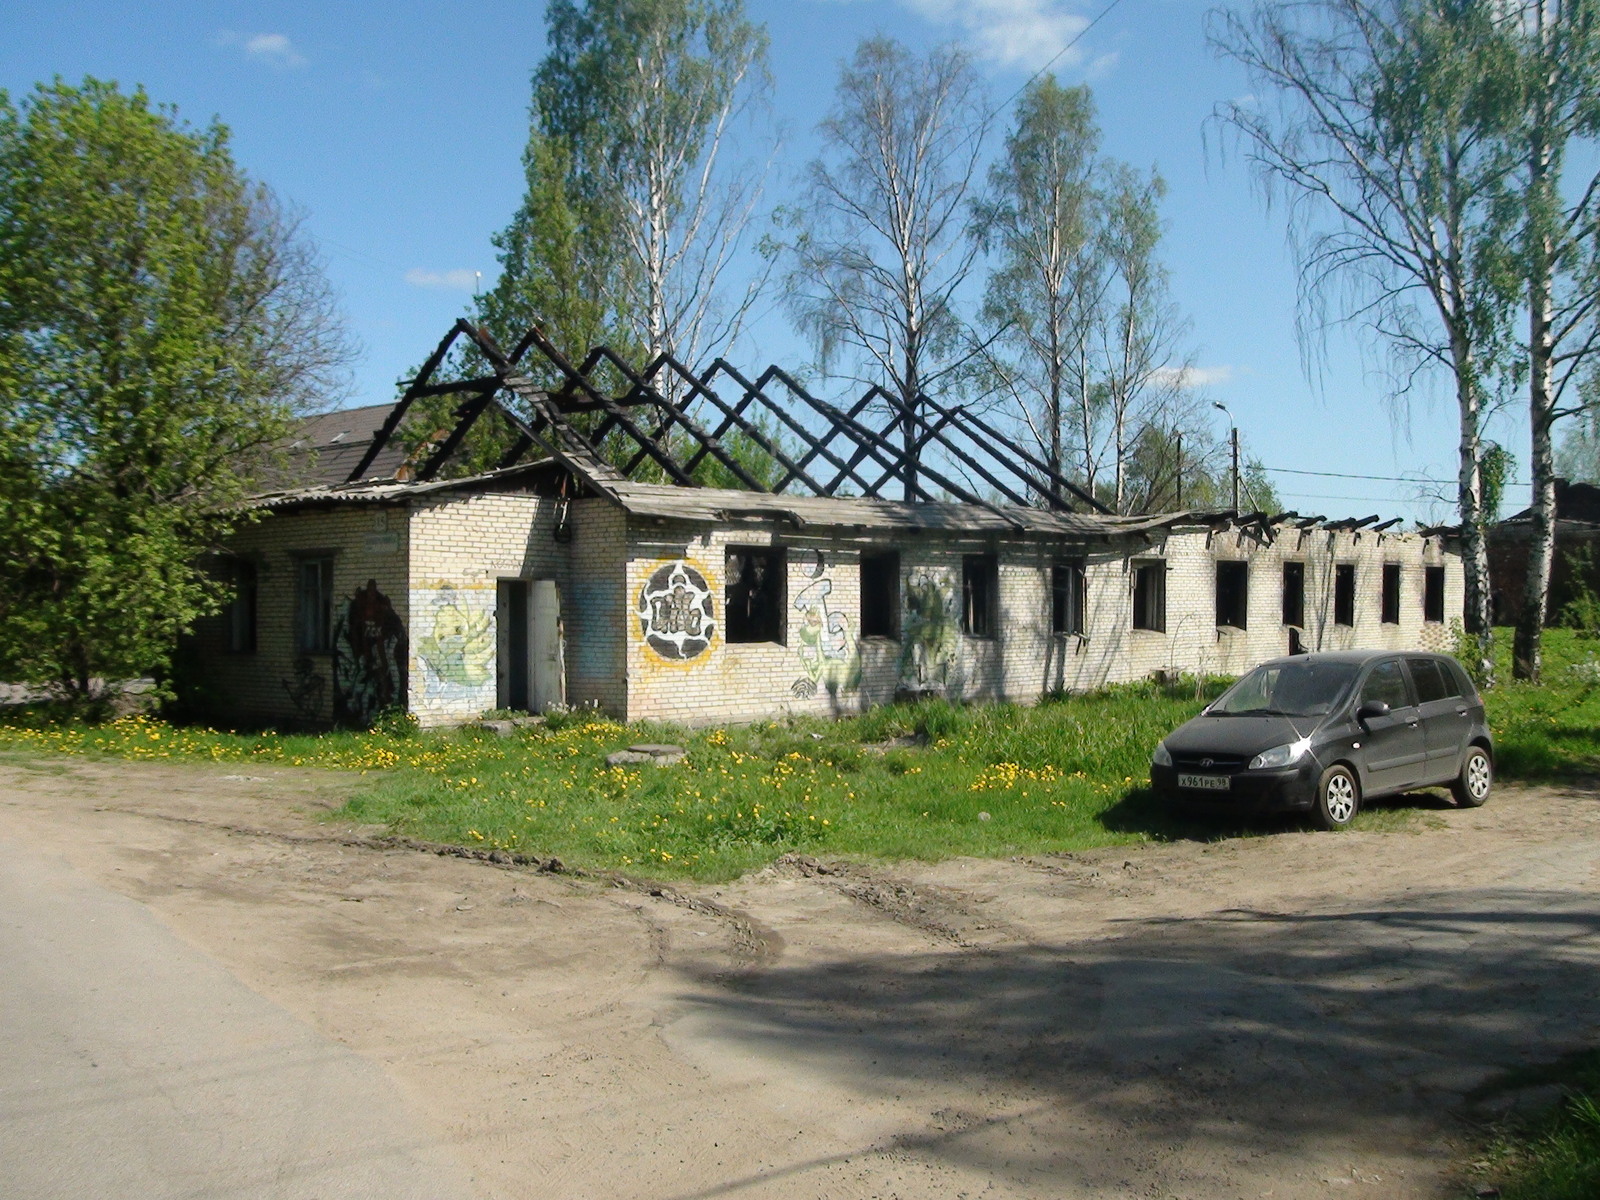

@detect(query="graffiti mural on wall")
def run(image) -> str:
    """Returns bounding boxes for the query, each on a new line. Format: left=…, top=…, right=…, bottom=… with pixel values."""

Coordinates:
left=333, top=579, right=407, bottom=727
left=791, top=550, right=860, bottom=699
left=900, top=572, right=958, bottom=689
left=414, top=584, right=495, bottom=715
left=637, top=560, right=716, bottom=661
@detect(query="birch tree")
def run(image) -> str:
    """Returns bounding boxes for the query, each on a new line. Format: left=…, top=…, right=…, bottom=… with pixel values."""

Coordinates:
left=1095, top=167, right=1192, bottom=513
left=782, top=37, right=991, bottom=500
left=1504, top=0, right=1600, bottom=681
left=976, top=78, right=1110, bottom=497
left=1211, top=0, right=1522, bottom=681
left=530, top=0, right=771, bottom=371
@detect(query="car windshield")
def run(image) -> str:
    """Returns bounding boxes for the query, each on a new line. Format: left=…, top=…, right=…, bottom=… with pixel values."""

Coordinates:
left=1208, top=660, right=1360, bottom=718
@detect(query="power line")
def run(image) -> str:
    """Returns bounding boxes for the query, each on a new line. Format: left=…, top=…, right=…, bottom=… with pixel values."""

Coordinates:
left=995, top=0, right=1128, bottom=112
left=1264, top=464, right=1533, bottom=487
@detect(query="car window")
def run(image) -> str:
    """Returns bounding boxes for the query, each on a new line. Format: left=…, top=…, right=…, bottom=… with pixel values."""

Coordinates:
left=1446, top=658, right=1479, bottom=700
left=1209, top=660, right=1358, bottom=716
left=1408, top=657, right=1453, bottom=704
left=1359, top=660, right=1411, bottom=709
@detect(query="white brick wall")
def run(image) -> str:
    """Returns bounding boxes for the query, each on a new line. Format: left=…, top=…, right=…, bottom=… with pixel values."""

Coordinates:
left=619, top=517, right=1464, bottom=725
left=192, top=504, right=409, bottom=726
left=198, top=489, right=1463, bottom=729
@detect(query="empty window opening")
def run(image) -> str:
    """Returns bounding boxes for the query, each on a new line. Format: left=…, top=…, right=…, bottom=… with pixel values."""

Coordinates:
left=1133, top=561, right=1167, bottom=632
left=860, top=551, right=900, bottom=638
left=1423, top=565, right=1445, bottom=623
left=1381, top=564, right=1402, bottom=624
left=962, top=554, right=999, bottom=638
left=224, top=559, right=258, bottom=654
left=1216, top=561, right=1249, bottom=629
left=1282, top=561, right=1305, bottom=628
left=726, top=547, right=785, bottom=644
left=294, top=556, right=334, bottom=654
left=1052, top=560, right=1086, bottom=636
left=1334, top=564, right=1355, bottom=627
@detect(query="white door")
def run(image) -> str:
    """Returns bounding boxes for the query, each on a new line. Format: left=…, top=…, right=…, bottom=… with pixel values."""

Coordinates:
left=530, top=580, right=565, bottom=712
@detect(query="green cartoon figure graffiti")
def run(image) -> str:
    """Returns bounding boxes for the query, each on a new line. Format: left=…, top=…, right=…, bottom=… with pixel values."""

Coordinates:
left=792, top=563, right=860, bottom=699
left=417, top=587, right=492, bottom=689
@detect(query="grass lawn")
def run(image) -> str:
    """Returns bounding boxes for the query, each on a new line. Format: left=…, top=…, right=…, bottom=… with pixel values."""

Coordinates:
left=3, top=628, right=1600, bottom=882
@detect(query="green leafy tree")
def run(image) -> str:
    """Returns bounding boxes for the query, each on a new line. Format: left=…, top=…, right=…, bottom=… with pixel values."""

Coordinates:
left=418, top=0, right=771, bottom=476
left=0, top=78, right=352, bottom=697
left=1501, top=0, right=1600, bottom=680
left=975, top=78, right=1108, bottom=494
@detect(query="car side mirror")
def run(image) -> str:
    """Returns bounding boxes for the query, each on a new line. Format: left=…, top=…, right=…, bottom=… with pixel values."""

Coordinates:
left=1356, top=700, right=1391, bottom=723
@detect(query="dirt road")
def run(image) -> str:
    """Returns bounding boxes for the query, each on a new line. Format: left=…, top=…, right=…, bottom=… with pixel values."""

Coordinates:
left=1, top=755, right=1596, bottom=1200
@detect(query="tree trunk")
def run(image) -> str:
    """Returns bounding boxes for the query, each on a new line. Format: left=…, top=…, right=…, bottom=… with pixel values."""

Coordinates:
left=1450, top=337, right=1494, bottom=685
left=1515, top=44, right=1558, bottom=683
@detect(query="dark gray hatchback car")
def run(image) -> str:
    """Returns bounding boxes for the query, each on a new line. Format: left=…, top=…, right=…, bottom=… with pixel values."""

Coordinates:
left=1149, top=650, right=1493, bottom=829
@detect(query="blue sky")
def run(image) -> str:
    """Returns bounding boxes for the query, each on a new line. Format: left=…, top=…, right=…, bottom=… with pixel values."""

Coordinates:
left=2, top=0, right=1527, bottom=523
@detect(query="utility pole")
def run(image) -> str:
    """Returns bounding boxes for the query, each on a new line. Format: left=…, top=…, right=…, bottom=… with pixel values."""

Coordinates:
left=1214, top=401, right=1240, bottom=512
left=1231, top=427, right=1240, bottom=512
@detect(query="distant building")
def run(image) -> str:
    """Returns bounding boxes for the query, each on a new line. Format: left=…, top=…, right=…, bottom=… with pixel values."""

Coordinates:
left=1487, top=478, right=1600, bottom=626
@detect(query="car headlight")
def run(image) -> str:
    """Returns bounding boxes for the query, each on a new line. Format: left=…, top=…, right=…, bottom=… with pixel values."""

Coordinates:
left=1151, top=743, right=1173, bottom=768
left=1248, top=737, right=1313, bottom=771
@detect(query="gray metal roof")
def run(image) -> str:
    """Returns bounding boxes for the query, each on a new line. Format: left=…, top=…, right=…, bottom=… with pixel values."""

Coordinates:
left=270, top=402, right=410, bottom=489
left=601, top=478, right=1198, bottom=539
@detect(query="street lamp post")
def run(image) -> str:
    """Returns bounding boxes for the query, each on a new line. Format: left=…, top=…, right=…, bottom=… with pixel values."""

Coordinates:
left=1213, top=401, right=1240, bottom=512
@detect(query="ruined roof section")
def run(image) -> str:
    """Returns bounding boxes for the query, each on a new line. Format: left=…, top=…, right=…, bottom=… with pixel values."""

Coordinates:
left=251, top=320, right=1434, bottom=540
left=343, top=319, right=1113, bottom=522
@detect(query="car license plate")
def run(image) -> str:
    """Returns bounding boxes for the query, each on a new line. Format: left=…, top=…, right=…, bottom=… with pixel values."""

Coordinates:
left=1178, top=773, right=1230, bottom=791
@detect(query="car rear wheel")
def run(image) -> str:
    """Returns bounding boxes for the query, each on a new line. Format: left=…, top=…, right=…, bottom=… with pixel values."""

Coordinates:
left=1314, top=764, right=1360, bottom=830
left=1451, top=746, right=1492, bottom=808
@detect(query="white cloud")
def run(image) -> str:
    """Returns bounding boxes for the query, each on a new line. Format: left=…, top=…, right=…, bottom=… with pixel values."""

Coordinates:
left=892, top=0, right=1094, bottom=72
left=215, top=30, right=308, bottom=70
left=1153, top=365, right=1235, bottom=389
left=405, top=268, right=479, bottom=292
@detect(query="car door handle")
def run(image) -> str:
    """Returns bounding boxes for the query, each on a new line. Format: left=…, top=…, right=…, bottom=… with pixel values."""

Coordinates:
left=1455, top=707, right=1468, bottom=715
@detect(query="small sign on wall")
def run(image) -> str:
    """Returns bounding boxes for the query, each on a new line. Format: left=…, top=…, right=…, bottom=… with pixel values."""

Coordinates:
left=364, top=532, right=401, bottom=554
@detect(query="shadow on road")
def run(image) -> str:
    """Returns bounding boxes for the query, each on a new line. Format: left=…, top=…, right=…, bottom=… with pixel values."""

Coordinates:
left=676, top=888, right=1600, bottom=1195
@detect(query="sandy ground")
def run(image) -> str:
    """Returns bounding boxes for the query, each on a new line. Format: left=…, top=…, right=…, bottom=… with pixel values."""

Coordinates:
left=1, top=754, right=1597, bottom=1200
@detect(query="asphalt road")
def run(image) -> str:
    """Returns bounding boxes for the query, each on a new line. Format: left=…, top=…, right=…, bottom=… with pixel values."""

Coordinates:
left=0, top=838, right=479, bottom=1200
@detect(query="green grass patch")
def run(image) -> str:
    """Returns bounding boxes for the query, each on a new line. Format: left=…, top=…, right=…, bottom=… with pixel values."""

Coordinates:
left=1, top=627, right=1596, bottom=881
left=1469, top=1052, right=1600, bottom=1200
left=0, top=685, right=1233, bottom=880
left=1477, top=629, right=1600, bottom=782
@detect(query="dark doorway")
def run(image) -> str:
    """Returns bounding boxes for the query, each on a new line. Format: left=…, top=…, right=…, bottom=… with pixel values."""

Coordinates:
left=497, top=579, right=530, bottom=712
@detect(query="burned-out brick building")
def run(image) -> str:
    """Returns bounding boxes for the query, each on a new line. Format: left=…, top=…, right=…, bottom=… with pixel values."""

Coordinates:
left=186, top=322, right=1464, bottom=728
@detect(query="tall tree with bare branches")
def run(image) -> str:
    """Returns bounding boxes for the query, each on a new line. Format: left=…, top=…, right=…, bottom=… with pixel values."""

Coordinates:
left=1211, top=0, right=1523, bottom=682
left=1095, top=166, right=1192, bottom=513
left=975, top=78, right=1109, bottom=498
left=782, top=36, right=991, bottom=500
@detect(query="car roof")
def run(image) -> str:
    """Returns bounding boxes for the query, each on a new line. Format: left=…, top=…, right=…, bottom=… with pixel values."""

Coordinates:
left=1251, top=649, right=1453, bottom=670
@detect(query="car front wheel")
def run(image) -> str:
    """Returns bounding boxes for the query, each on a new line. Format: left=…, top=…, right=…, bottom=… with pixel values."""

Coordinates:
left=1314, top=764, right=1360, bottom=830
left=1452, top=746, right=1492, bottom=808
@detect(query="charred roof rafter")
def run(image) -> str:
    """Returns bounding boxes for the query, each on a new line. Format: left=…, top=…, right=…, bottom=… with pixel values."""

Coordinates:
left=348, top=320, right=1112, bottom=517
